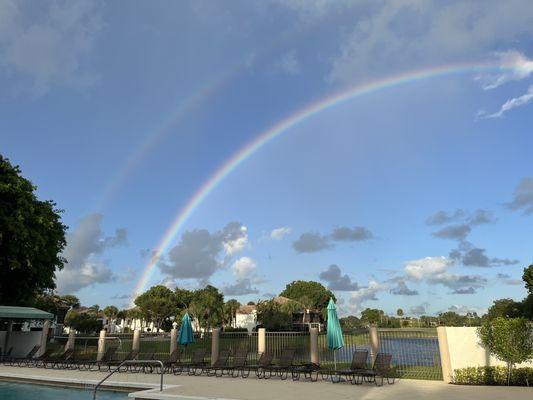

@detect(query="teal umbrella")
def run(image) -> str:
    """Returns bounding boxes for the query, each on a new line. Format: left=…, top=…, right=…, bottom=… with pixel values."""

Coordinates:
left=178, top=313, right=194, bottom=346
left=326, top=298, right=344, bottom=370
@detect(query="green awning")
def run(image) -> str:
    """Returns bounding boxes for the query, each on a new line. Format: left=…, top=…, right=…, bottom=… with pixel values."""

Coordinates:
left=0, top=306, right=53, bottom=320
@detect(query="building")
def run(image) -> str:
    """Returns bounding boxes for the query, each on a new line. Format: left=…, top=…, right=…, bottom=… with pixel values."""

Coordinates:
left=233, top=304, right=258, bottom=332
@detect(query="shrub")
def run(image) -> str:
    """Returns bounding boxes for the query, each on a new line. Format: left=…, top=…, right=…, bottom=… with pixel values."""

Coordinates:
left=452, top=366, right=533, bottom=386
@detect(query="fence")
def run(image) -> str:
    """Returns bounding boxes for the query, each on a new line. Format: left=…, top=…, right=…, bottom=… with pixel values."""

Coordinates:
left=49, top=328, right=442, bottom=380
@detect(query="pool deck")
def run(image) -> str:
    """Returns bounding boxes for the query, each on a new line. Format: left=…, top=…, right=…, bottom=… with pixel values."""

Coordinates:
left=0, top=365, right=531, bottom=400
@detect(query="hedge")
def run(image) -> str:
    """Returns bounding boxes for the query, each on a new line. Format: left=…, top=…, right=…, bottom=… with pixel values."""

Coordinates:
left=452, top=366, right=533, bottom=386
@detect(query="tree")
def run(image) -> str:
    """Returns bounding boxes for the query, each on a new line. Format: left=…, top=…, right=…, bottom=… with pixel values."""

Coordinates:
left=175, top=287, right=195, bottom=309
left=60, top=295, right=80, bottom=309
left=223, top=299, right=241, bottom=326
left=438, top=311, right=466, bottom=326
left=487, top=299, right=523, bottom=320
left=256, top=299, right=292, bottom=331
left=103, top=305, right=119, bottom=320
left=397, top=308, right=404, bottom=327
left=523, top=264, right=533, bottom=294
left=340, top=315, right=362, bottom=330
left=361, top=308, right=384, bottom=325
left=478, top=317, right=533, bottom=385
left=134, top=285, right=177, bottom=331
left=64, top=310, right=101, bottom=334
left=189, top=285, right=225, bottom=331
left=279, top=281, right=335, bottom=315
left=0, top=155, right=67, bottom=304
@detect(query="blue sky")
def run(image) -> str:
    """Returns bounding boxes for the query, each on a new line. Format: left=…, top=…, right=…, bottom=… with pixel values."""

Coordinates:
left=2, top=1, right=533, bottom=316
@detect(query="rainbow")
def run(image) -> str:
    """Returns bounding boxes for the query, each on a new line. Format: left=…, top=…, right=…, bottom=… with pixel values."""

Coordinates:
left=132, top=61, right=510, bottom=298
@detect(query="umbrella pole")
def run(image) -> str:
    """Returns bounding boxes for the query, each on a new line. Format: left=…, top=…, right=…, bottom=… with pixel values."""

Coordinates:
left=334, top=350, right=337, bottom=371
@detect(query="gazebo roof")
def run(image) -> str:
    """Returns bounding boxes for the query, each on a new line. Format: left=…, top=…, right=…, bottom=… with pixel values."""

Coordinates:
left=0, top=306, right=53, bottom=320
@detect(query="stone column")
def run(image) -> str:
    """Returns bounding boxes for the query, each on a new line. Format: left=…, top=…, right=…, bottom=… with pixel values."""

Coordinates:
left=258, top=328, right=266, bottom=355
left=309, top=327, right=319, bottom=364
left=66, top=329, right=76, bottom=351
left=132, top=328, right=141, bottom=352
left=211, top=328, right=220, bottom=366
left=38, top=320, right=50, bottom=356
left=97, top=329, right=107, bottom=361
left=369, top=325, right=379, bottom=363
left=170, top=328, right=178, bottom=355
left=437, top=327, right=452, bottom=383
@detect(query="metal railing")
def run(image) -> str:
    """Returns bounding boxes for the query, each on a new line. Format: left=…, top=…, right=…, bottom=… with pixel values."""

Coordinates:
left=92, top=359, right=164, bottom=400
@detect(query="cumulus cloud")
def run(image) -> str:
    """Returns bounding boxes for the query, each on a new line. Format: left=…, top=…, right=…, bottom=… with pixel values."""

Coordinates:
left=506, top=177, right=533, bottom=215
left=293, top=233, right=331, bottom=253
left=222, top=278, right=260, bottom=296
left=476, top=50, right=533, bottom=90
left=55, top=214, right=127, bottom=293
left=348, top=280, right=386, bottom=314
left=0, top=0, right=102, bottom=94
left=410, top=304, right=428, bottom=316
left=270, top=227, right=292, bottom=240
left=432, top=224, right=471, bottom=240
left=426, top=209, right=467, bottom=226
left=159, top=222, right=248, bottom=281
left=390, top=280, right=418, bottom=296
left=449, top=241, right=519, bottom=267
left=231, top=257, right=257, bottom=279
left=331, top=226, right=374, bottom=242
left=111, top=294, right=132, bottom=300
left=480, top=86, right=533, bottom=118
left=319, top=264, right=359, bottom=291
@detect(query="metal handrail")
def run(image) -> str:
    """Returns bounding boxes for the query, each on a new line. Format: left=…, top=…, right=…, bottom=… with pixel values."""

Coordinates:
left=92, top=359, right=164, bottom=400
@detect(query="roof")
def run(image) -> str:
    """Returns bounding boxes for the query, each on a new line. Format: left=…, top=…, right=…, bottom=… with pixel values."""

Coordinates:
left=0, top=306, right=54, bottom=320
left=237, top=305, right=257, bottom=314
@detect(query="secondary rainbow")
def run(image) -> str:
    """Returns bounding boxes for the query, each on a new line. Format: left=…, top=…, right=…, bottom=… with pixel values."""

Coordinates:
left=133, top=60, right=509, bottom=297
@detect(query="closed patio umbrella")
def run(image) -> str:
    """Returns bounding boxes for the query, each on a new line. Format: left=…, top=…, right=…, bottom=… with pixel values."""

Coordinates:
left=179, top=313, right=195, bottom=346
left=326, top=298, right=344, bottom=370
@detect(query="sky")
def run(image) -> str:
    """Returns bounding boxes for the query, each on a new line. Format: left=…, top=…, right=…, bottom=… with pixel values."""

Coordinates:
left=1, top=0, right=533, bottom=317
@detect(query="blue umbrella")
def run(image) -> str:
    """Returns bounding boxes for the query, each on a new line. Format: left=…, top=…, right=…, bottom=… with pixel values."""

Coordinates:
left=178, top=313, right=194, bottom=346
left=326, top=298, right=344, bottom=370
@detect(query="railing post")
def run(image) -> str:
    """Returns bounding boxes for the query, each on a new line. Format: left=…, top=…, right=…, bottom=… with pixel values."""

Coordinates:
left=97, top=329, right=107, bottom=361
left=66, top=329, right=76, bottom=351
left=38, top=320, right=50, bottom=356
left=132, top=328, right=141, bottom=352
left=437, top=327, right=452, bottom=383
left=170, top=328, right=178, bottom=355
left=258, top=328, right=266, bottom=355
left=211, top=328, right=220, bottom=366
left=369, top=325, right=379, bottom=362
left=310, top=327, right=319, bottom=364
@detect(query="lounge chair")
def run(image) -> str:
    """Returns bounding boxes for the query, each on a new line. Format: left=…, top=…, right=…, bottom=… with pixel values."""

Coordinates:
left=43, top=348, right=74, bottom=369
left=6, top=345, right=40, bottom=366
left=203, top=349, right=231, bottom=377
left=221, top=347, right=249, bottom=378
left=104, top=349, right=139, bottom=372
left=242, top=351, right=274, bottom=378
left=331, top=350, right=369, bottom=384
left=24, top=348, right=56, bottom=367
left=260, top=348, right=296, bottom=380
left=160, top=348, right=183, bottom=373
left=81, top=346, right=117, bottom=371
left=132, top=350, right=155, bottom=373
left=291, top=362, right=321, bottom=382
left=0, top=347, right=12, bottom=363
left=355, top=353, right=395, bottom=386
left=184, top=348, right=209, bottom=376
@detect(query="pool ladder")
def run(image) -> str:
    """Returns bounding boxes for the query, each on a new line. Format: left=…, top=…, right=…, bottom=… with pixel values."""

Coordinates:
left=92, top=359, right=164, bottom=400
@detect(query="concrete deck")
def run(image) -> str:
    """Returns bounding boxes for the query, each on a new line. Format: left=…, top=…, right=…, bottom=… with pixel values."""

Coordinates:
left=0, top=365, right=531, bottom=400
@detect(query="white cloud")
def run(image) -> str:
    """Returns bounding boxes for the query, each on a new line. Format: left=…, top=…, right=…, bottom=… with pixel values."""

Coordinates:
left=476, top=50, right=533, bottom=90
left=348, top=280, right=387, bottom=314
left=231, top=256, right=257, bottom=279
left=480, top=85, right=533, bottom=118
left=270, top=226, right=292, bottom=240
left=404, top=256, right=451, bottom=281
left=222, top=224, right=248, bottom=256
left=0, top=0, right=102, bottom=94
left=55, top=214, right=127, bottom=293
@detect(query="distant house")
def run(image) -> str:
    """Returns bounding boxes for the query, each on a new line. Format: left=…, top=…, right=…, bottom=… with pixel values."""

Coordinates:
left=272, top=296, right=324, bottom=331
left=233, top=304, right=258, bottom=332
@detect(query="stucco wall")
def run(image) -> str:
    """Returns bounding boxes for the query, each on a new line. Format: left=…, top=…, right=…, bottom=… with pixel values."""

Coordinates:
left=5, top=331, right=42, bottom=358
left=438, top=327, right=533, bottom=382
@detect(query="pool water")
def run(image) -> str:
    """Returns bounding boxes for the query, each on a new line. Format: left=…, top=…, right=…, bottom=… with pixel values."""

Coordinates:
left=0, top=381, right=129, bottom=400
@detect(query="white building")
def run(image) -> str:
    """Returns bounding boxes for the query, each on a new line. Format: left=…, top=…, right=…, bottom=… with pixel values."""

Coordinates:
left=233, top=305, right=258, bottom=332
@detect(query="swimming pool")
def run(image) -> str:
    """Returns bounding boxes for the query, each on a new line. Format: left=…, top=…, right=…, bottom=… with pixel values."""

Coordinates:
left=0, top=381, right=129, bottom=400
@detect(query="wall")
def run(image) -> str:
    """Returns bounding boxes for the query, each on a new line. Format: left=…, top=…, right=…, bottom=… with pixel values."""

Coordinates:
left=5, top=331, right=43, bottom=358
left=0, top=331, right=5, bottom=352
left=438, top=327, right=533, bottom=382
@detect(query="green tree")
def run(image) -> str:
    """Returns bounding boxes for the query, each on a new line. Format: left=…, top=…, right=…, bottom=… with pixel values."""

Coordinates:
left=279, top=281, right=335, bottom=314
left=64, top=310, right=101, bottom=334
left=0, top=155, right=67, bottom=304
left=478, top=317, right=533, bottom=385
left=189, top=285, right=225, bottom=331
left=134, top=285, right=178, bottom=331
left=361, top=308, right=384, bottom=325
left=340, top=315, right=362, bottom=330
left=523, top=264, right=533, bottom=294
left=175, top=287, right=195, bottom=309
left=60, top=295, right=80, bottom=309
left=256, top=299, right=292, bottom=331
left=103, top=305, right=119, bottom=320
left=487, top=299, right=523, bottom=320
left=223, top=299, right=241, bottom=326
left=438, top=311, right=466, bottom=326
